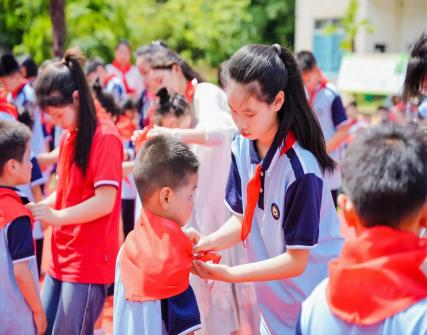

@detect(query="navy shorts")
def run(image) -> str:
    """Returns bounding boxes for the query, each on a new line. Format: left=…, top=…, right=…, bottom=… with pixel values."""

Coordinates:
left=161, top=285, right=201, bottom=335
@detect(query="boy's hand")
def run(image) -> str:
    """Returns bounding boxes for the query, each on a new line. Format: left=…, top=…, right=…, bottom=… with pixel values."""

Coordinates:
left=33, top=310, right=47, bottom=335
left=27, top=203, right=63, bottom=226
left=191, top=260, right=234, bottom=282
left=184, top=228, right=213, bottom=253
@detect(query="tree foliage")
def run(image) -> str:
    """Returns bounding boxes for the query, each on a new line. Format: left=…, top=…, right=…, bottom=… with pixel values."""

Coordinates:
left=0, top=0, right=295, bottom=72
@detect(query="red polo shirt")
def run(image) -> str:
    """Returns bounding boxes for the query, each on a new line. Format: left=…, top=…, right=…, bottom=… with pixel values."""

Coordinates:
left=49, top=119, right=123, bottom=284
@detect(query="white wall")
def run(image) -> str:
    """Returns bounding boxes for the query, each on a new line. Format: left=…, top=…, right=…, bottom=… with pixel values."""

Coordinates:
left=295, top=0, right=427, bottom=53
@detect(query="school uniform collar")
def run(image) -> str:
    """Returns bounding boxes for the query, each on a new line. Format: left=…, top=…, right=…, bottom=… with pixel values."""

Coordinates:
left=249, top=126, right=286, bottom=171
left=0, top=185, right=19, bottom=192
left=11, top=80, right=27, bottom=100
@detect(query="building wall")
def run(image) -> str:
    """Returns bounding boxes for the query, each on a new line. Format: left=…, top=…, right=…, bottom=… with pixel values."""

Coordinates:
left=295, top=0, right=427, bottom=53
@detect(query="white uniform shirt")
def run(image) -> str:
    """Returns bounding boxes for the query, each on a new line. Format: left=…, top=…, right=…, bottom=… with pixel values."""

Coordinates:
left=226, top=130, right=343, bottom=334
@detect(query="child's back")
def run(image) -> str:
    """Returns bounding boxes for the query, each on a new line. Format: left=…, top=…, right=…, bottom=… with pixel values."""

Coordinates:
left=298, top=124, right=427, bottom=335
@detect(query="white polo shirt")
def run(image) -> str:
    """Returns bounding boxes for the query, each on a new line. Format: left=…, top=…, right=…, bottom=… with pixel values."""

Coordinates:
left=297, top=279, right=427, bottom=335
left=311, top=83, right=348, bottom=190
left=226, top=130, right=343, bottom=334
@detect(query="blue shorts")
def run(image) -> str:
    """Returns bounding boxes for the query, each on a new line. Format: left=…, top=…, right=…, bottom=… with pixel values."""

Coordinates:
left=161, top=285, right=201, bottom=335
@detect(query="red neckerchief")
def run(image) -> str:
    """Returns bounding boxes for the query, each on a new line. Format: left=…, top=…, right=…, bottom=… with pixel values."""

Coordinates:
left=327, top=226, right=427, bottom=325
left=0, top=96, right=18, bottom=120
left=102, top=73, right=117, bottom=87
left=57, top=129, right=77, bottom=208
left=11, top=80, right=27, bottom=100
left=185, top=80, right=196, bottom=103
left=134, top=124, right=153, bottom=153
left=0, top=187, right=34, bottom=229
left=308, top=79, right=327, bottom=106
left=241, top=131, right=296, bottom=242
left=111, top=59, right=133, bottom=94
left=120, top=208, right=220, bottom=301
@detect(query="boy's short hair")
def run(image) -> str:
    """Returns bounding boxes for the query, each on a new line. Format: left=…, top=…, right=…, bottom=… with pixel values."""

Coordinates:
left=342, top=123, right=426, bottom=228
left=0, top=53, right=20, bottom=77
left=134, top=136, right=199, bottom=201
left=296, top=51, right=317, bottom=72
left=0, top=120, right=31, bottom=175
left=85, top=57, right=105, bottom=76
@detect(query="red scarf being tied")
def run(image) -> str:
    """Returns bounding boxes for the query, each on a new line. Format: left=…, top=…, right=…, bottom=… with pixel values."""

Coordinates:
left=327, top=226, right=427, bottom=325
left=120, top=208, right=220, bottom=302
left=111, top=60, right=133, bottom=95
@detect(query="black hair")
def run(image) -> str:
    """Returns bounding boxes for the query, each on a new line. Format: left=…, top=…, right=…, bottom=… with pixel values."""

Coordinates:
left=150, top=48, right=204, bottom=83
left=403, top=32, right=427, bottom=101
left=134, top=136, right=199, bottom=201
left=342, top=123, right=426, bottom=228
left=35, top=47, right=98, bottom=173
left=116, top=39, right=131, bottom=51
left=296, top=50, right=317, bottom=72
left=223, top=44, right=335, bottom=171
left=85, top=57, right=105, bottom=76
left=119, top=97, right=137, bottom=113
left=0, top=119, right=31, bottom=175
left=0, top=53, right=20, bottom=77
left=92, top=79, right=120, bottom=118
left=20, top=56, right=38, bottom=78
left=155, top=87, right=190, bottom=120
left=135, top=41, right=168, bottom=61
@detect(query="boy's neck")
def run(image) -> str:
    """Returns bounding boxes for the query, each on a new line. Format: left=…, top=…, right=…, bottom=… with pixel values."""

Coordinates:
left=0, top=176, right=18, bottom=188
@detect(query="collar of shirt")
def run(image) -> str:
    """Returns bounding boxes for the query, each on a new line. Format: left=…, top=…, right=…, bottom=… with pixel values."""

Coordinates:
left=11, top=80, right=27, bottom=100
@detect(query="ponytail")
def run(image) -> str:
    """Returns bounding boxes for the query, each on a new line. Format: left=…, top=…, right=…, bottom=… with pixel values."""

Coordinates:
left=92, top=78, right=120, bottom=118
left=224, top=44, right=335, bottom=172
left=35, top=47, right=98, bottom=173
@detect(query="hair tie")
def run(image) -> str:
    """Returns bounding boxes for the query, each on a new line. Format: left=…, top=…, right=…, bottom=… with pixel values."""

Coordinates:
left=272, top=44, right=281, bottom=56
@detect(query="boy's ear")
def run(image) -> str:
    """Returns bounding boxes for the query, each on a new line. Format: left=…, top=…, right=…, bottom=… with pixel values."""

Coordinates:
left=338, top=193, right=358, bottom=229
left=159, top=187, right=173, bottom=210
left=72, top=90, right=79, bottom=102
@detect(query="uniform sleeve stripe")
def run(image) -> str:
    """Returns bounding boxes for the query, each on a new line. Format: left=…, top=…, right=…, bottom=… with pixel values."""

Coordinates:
left=225, top=200, right=244, bottom=216
left=286, top=244, right=318, bottom=250
left=177, top=324, right=202, bottom=335
left=12, top=255, right=36, bottom=264
left=94, top=180, right=120, bottom=188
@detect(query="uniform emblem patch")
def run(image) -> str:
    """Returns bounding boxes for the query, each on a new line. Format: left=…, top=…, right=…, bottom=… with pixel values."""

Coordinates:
left=271, top=203, right=280, bottom=220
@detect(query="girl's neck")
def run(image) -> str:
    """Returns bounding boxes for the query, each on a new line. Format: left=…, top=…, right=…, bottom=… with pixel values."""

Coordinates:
left=177, top=76, right=188, bottom=96
left=255, top=122, right=279, bottom=160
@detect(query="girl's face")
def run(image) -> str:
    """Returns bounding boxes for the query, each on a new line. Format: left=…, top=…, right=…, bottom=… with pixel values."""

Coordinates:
left=115, top=44, right=131, bottom=65
left=150, top=65, right=181, bottom=95
left=44, top=104, right=78, bottom=130
left=226, top=79, right=283, bottom=141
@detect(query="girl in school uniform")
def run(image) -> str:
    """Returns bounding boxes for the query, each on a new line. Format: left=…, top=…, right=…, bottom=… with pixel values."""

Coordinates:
left=29, top=48, right=123, bottom=335
left=189, top=44, right=343, bottom=334
left=133, top=48, right=259, bottom=334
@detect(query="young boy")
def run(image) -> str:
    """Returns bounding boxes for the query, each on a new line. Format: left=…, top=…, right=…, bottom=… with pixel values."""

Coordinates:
left=114, top=136, right=206, bottom=335
left=296, top=51, right=351, bottom=206
left=0, top=119, right=47, bottom=335
left=297, top=124, right=427, bottom=334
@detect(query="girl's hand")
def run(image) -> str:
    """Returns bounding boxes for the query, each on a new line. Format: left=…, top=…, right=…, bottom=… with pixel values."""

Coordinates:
left=191, top=260, right=234, bottom=282
left=27, top=203, right=63, bottom=226
left=146, top=126, right=172, bottom=139
left=33, top=310, right=47, bottom=335
left=184, top=227, right=214, bottom=253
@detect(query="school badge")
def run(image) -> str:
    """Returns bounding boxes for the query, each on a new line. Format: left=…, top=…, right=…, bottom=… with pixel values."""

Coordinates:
left=271, top=203, right=280, bottom=220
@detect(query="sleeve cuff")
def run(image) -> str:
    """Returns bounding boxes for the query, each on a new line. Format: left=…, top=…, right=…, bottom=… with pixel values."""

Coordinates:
left=225, top=200, right=243, bottom=217
left=94, top=180, right=120, bottom=188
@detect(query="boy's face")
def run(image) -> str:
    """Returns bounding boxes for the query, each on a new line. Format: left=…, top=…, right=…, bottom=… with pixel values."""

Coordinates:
left=11, top=140, right=32, bottom=185
left=168, top=172, right=198, bottom=226
left=0, top=72, right=20, bottom=93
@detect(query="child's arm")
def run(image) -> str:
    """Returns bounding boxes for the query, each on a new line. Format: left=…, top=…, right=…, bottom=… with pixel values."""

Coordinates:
left=13, top=262, right=47, bottom=334
left=187, top=214, right=243, bottom=252
left=28, top=185, right=117, bottom=226
left=192, top=249, right=310, bottom=283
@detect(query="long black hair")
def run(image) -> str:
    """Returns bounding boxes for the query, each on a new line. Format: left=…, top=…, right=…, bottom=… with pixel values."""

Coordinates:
left=150, top=48, right=205, bottom=83
left=222, top=44, right=335, bottom=172
left=403, top=32, right=427, bottom=101
left=35, top=47, right=97, bottom=173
